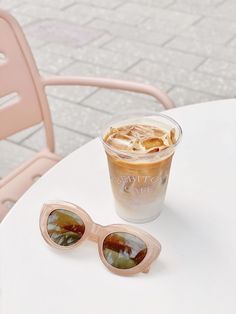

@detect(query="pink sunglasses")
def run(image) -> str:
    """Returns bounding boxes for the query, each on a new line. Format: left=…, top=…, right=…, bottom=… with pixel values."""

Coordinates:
left=40, top=201, right=161, bottom=276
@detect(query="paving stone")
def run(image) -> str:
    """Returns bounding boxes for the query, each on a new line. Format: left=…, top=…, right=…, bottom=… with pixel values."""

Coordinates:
left=60, top=59, right=141, bottom=77
left=8, top=124, right=42, bottom=143
left=229, top=36, right=236, bottom=48
left=142, top=15, right=200, bottom=35
left=129, top=59, right=236, bottom=97
left=0, top=141, right=35, bottom=177
left=166, top=36, right=236, bottom=64
left=64, top=3, right=111, bottom=25
left=39, top=44, right=140, bottom=71
left=10, top=12, right=36, bottom=26
left=38, top=43, right=78, bottom=59
left=130, top=0, right=174, bottom=8
left=129, top=59, right=189, bottom=86
left=33, top=50, right=74, bottom=74
left=101, top=2, right=152, bottom=25
left=197, top=59, right=236, bottom=81
left=121, top=74, right=172, bottom=94
left=26, top=36, right=48, bottom=49
left=178, top=24, right=235, bottom=45
left=47, top=96, right=111, bottom=137
left=66, top=2, right=149, bottom=26
left=46, top=84, right=97, bottom=104
left=22, top=125, right=92, bottom=157
left=169, top=0, right=223, bottom=15
left=104, top=38, right=204, bottom=70
left=113, top=2, right=155, bottom=17
left=25, top=20, right=103, bottom=47
left=140, top=7, right=201, bottom=35
left=73, top=46, right=140, bottom=71
left=82, top=89, right=163, bottom=114
left=196, top=17, right=236, bottom=34
left=90, top=34, right=114, bottom=47
left=41, top=42, right=140, bottom=73
left=88, top=19, right=172, bottom=46
left=75, top=0, right=126, bottom=10
left=168, top=86, right=218, bottom=107
left=60, top=61, right=172, bottom=93
left=203, top=1, right=236, bottom=21
left=0, top=0, right=22, bottom=10
left=12, top=4, right=63, bottom=20
left=119, top=2, right=201, bottom=25
left=24, top=0, right=75, bottom=10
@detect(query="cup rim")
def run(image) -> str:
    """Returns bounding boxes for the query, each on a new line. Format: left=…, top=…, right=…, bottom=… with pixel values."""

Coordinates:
left=99, top=111, right=182, bottom=158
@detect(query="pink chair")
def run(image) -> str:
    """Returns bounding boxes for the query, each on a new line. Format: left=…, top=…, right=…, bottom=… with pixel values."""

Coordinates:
left=0, top=9, right=175, bottom=222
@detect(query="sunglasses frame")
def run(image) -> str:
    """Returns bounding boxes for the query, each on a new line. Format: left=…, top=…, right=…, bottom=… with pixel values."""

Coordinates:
left=40, top=201, right=161, bottom=276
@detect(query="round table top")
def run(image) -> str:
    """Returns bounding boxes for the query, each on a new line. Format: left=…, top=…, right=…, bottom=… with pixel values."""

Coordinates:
left=1, top=99, right=236, bottom=314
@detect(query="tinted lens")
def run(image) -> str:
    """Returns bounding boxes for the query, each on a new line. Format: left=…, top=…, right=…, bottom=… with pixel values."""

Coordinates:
left=47, top=209, right=85, bottom=246
left=103, top=232, right=147, bottom=269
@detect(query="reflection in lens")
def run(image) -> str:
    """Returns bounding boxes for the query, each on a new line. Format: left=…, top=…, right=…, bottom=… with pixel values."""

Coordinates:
left=103, top=232, right=147, bottom=269
left=47, top=209, right=85, bottom=246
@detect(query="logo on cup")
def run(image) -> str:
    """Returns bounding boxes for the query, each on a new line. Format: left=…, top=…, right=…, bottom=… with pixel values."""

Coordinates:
left=111, top=175, right=162, bottom=195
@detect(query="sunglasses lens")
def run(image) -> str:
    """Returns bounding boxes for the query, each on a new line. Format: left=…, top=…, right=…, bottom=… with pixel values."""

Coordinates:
left=103, top=232, right=147, bottom=269
left=47, top=209, right=85, bottom=246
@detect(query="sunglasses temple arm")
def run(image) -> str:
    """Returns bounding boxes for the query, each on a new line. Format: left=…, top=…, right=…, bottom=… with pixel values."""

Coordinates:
left=141, top=238, right=161, bottom=274
left=143, top=266, right=150, bottom=274
left=152, top=238, right=162, bottom=253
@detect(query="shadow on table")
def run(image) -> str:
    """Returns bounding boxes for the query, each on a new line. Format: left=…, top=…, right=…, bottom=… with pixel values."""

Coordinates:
left=50, top=240, right=97, bottom=261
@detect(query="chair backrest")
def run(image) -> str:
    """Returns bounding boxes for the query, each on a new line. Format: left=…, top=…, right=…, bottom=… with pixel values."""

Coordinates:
left=0, top=10, right=54, bottom=151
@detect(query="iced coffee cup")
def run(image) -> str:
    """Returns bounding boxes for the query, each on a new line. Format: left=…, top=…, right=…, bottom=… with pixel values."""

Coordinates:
left=101, top=112, right=182, bottom=223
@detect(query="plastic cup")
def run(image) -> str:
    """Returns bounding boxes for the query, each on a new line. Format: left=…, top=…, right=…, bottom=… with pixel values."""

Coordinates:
left=101, top=112, right=182, bottom=223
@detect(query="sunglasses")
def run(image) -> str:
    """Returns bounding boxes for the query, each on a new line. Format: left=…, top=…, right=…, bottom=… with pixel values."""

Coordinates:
left=40, top=201, right=161, bottom=276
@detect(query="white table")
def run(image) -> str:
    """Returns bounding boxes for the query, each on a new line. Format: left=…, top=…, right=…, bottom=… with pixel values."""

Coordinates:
left=1, top=100, right=236, bottom=314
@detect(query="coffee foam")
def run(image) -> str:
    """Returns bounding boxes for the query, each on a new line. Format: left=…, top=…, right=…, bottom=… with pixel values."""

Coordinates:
left=104, top=124, right=176, bottom=154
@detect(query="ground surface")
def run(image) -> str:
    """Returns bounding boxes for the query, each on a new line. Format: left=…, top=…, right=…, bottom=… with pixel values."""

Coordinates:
left=0, top=0, right=236, bottom=177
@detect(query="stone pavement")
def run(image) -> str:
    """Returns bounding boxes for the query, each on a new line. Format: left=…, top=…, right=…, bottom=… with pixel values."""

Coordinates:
left=1, top=0, right=236, bottom=178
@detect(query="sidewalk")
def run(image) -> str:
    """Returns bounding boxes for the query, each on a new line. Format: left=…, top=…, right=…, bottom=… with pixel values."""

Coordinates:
left=1, top=0, right=236, bottom=177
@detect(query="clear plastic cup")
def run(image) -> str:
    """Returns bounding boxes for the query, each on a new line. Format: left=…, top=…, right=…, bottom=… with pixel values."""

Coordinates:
left=101, top=112, right=182, bottom=223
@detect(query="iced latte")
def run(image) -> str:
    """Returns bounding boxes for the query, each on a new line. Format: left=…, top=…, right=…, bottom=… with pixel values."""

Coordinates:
left=101, top=113, right=182, bottom=223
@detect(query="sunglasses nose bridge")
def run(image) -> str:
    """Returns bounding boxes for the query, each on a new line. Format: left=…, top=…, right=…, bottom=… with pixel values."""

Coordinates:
left=88, top=223, right=103, bottom=242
